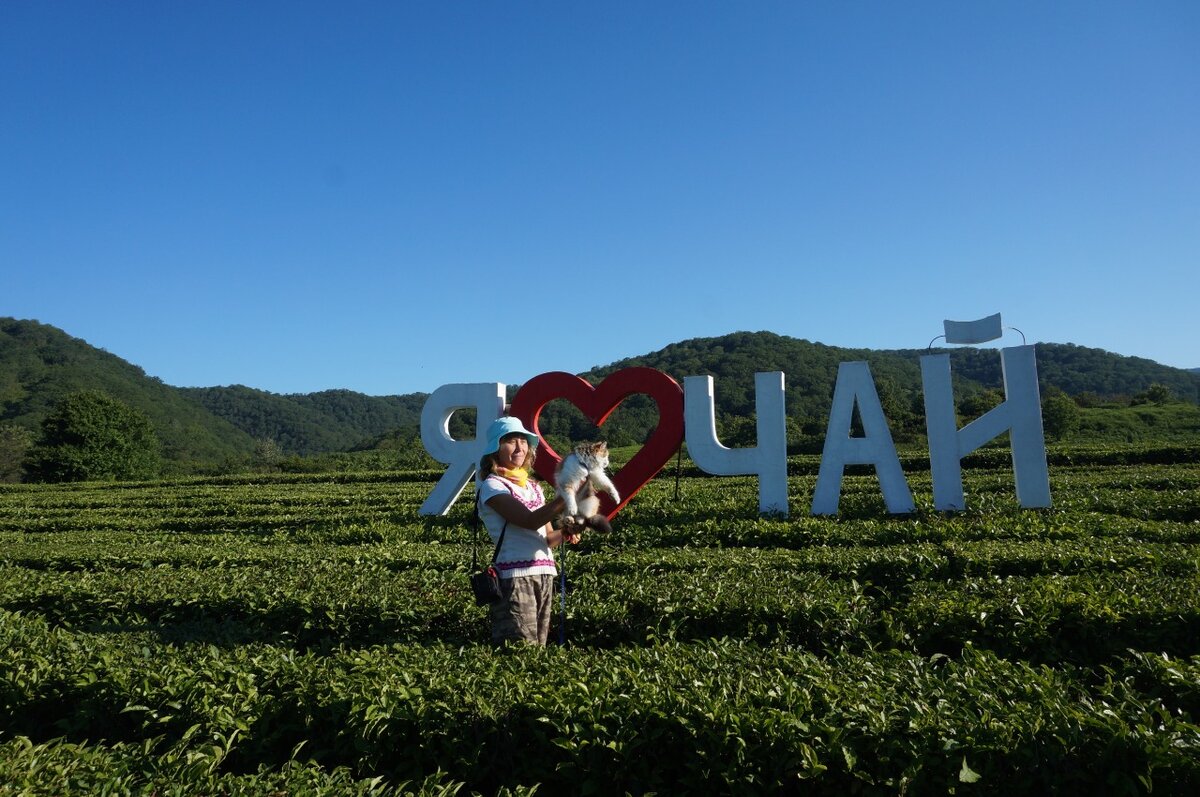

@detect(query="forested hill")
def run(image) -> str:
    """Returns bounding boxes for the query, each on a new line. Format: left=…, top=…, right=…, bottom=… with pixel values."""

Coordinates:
left=514, top=331, right=1185, bottom=448
left=586, top=331, right=1200, bottom=417
left=3, top=319, right=1197, bottom=471
left=0, top=318, right=257, bottom=464
left=0, top=319, right=426, bottom=463
left=177, top=386, right=425, bottom=456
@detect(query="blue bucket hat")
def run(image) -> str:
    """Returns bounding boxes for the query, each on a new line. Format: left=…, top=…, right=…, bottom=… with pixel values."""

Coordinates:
left=482, top=416, right=540, bottom=455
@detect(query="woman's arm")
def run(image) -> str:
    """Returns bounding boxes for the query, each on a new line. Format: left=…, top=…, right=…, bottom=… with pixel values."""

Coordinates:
left=484, top=493, right=566, bottom=532
left=484, top=494, right=580, bottom=547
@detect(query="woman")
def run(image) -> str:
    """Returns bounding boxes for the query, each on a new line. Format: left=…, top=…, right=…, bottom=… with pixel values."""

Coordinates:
left=476, top=415, right=579, bottom=645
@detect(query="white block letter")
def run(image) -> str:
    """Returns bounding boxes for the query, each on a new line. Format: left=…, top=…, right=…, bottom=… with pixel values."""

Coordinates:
left=684, top=372, right=789, bottom=515
left=921, top=345, right=1051, bottom=510
left=418, top=383, right=506, bottom=516
left=812, top=361, right=914, bottom=515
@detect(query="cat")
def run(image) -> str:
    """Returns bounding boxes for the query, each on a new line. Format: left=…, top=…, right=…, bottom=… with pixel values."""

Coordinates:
left=554, top=441, right=620, bottom=533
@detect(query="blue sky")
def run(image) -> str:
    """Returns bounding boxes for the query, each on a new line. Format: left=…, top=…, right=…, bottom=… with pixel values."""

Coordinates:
left=4, top=1, right=1197, bottom=396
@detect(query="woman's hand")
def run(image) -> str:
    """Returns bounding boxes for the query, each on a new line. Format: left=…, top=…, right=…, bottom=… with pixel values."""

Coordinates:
left=562, top=515, right=586, bottom=544
left=547, top=520, right=582, bottom=548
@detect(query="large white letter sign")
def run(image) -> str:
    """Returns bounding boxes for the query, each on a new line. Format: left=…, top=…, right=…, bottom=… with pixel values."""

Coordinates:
left=921, top=345, right=1051, bottom=510
left=417, top=383, right=505, bottom=516
left=684, top=371, right=789, bottom=515
left=812, top=361, right=914, bottom=515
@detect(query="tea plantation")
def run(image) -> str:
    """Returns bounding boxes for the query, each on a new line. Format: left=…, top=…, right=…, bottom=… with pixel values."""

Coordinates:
left=1, top=444, right=1198, bottom=794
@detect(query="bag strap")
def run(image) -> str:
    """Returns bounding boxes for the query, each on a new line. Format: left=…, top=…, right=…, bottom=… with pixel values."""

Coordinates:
left=472, top=490, right=508, bottom=570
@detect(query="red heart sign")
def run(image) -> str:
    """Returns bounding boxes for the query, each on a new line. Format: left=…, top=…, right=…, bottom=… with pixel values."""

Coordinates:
left=510, top=367, right=684, bottom=520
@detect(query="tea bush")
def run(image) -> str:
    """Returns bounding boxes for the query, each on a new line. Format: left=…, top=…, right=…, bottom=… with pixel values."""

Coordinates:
left=1, top=448, right=1198, bottom=793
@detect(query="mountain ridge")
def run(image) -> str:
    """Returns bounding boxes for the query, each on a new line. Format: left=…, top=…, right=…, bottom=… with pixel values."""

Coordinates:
left=3, top=317, right=1197, bottom=470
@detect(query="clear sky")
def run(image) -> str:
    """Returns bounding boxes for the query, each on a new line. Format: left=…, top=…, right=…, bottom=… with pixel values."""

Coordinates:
left=4, top=1, right=1197, bottom=396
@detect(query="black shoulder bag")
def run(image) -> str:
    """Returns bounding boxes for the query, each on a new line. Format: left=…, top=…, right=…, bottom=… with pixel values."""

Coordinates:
left=469, top=495, right=507, bottom=605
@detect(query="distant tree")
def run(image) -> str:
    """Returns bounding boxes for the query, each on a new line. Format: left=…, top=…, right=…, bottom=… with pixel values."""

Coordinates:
left=874, top=375, right=921, bottom=442
left=253, top=437, right=283, bottom=469
left=1132, top=383, right=1174, bottom=406
left=25, top=390, right=161, bottom=482
left=958, top=388, right=1004, bottom=419
left=783, top=417, right=805, bottom=449
left=718, top=414, right=758, bottom=448
left=447, top=408, right=477, bottom=441
left=1041, top=388, right=1081, bottom=441
left=0, top=423, right=34, bottom=483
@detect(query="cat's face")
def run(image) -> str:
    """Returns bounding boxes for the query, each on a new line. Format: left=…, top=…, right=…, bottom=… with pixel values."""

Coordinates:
left=579, top=440, right=609, bottom=466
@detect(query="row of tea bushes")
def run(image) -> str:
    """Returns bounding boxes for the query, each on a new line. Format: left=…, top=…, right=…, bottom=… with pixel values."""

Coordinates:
left=2, top=612, right=1198, bottom=794
left=2, top=447, right=1198, bottom=792
left=2, top=539, right=1197, bottom=662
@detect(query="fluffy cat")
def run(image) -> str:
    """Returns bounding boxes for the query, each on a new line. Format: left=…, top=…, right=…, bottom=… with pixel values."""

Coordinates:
left=555, top=441, right=620, bottom=533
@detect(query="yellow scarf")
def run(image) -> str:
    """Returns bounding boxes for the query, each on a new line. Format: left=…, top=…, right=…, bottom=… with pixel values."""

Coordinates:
left=494, top=467, right=529, bottom=487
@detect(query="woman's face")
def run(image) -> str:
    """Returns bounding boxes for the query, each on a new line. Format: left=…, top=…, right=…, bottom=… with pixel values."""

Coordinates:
left=495, top=433, right=529, bottom=470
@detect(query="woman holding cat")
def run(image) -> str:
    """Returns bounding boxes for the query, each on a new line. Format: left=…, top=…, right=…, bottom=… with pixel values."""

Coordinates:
left=476, top=415, right=580, bottom=646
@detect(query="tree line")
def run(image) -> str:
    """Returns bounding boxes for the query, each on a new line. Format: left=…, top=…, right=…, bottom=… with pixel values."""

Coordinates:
left=4, top=321, right=1198, bottom=482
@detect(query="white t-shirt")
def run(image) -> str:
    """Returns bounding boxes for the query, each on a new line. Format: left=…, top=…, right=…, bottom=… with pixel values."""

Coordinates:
left=476, top=473, right=557, bottom=579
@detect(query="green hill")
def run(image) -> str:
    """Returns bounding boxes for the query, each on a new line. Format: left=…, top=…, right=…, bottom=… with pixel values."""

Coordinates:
left=0, top=318, right=428, bottom=471
left=566, top=331, right=1200, bottom=446
left=589, top=332, right=1199, bottom=409
left=0, top=318, right=256, bottom=467
left=178, top=385, right=425, bottom=456
left=954, top=342, right=1200, bottom=403
left=3, top=319, right=1198, bottom=475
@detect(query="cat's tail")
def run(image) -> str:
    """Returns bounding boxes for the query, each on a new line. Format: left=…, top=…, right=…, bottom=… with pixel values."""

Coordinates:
left=585, top=515, right=612, bottom=534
